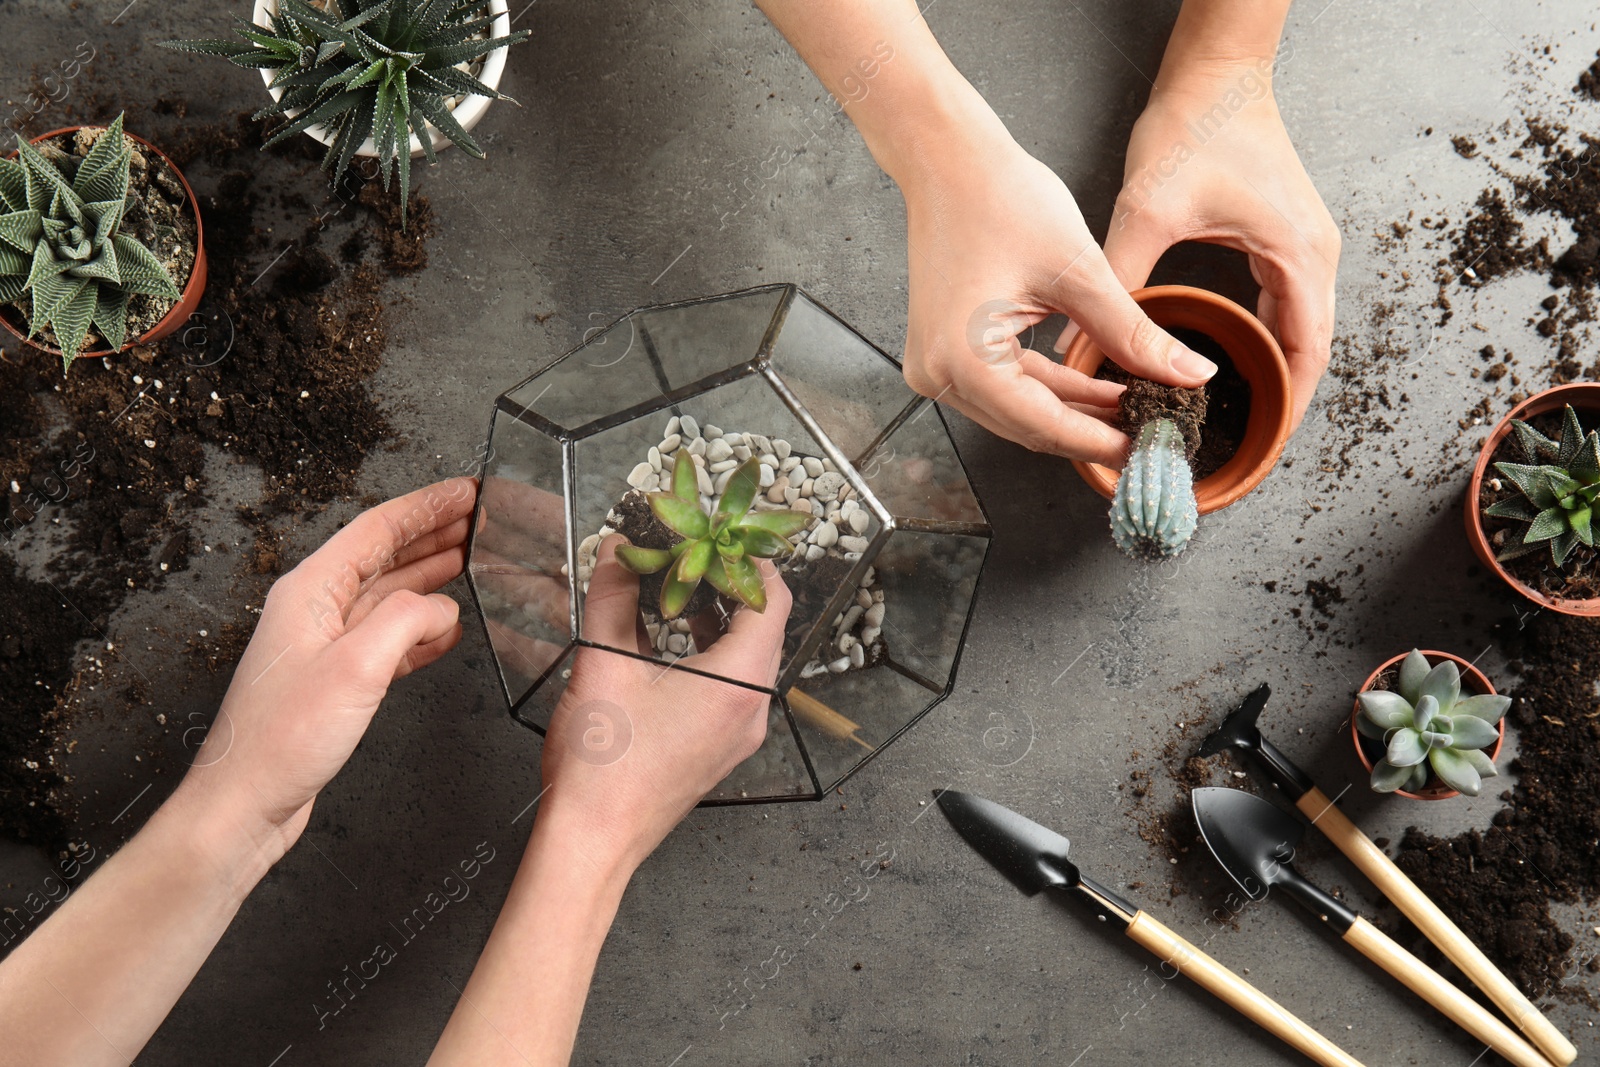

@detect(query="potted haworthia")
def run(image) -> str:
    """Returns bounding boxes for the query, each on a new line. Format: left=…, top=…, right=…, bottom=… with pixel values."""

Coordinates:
left=0, top=113, right=206, bottom=371
left=1352, top=649, right=1508, bottom=801
left=1468, top=384, right=1600, bottom=616
left=163, top=0, right=529, bottom=225
left=1061, top=285, right=1293, bottom=558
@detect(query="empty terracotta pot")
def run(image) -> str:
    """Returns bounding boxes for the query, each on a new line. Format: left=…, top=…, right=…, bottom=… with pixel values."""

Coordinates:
left=0, top=125, right=207, bottom=361
left=1350, top=650, right=1505, bottom=802
left=1464, top=382, right=1600, bottom=617
left=1061, top=285, right=1292, bottom=514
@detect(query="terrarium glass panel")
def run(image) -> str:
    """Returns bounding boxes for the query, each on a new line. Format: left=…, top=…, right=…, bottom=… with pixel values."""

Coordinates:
left=862, top=400, right=985, bottom=526
left=468, top=410, right=572, bottom=706
left=501, top=287, right=786, bottom=433
left=467, top=285, right=991, bottom=804
left=766, top=291, right=913, bottom=462
left=704, top=697, right=817, bottom=802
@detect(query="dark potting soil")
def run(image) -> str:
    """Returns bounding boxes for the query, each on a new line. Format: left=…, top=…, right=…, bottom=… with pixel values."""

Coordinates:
left=1, top=125, right=199, bottom=356
left=1476, top=409, right=1600, bottom=601
left=0, top=108, right=427, bottom=851
left=1095, top=328, right=1250, bottom=481
left=1384, top=613, right=1600, bottom=1005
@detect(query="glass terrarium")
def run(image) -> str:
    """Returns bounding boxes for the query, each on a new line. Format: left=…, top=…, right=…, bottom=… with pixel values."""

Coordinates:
left=465, top=285, right=991, bottom=802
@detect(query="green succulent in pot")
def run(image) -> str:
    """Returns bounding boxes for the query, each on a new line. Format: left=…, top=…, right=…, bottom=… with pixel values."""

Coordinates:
left=1484, top=404, right=1600, bottom=566
left=0, top=114, right=181, bottom=370
left=1356, top=649, right=1509, bottom=796
left=615, top=451, right=813, bottom=619
left=162, top=0, right=529, bottom=226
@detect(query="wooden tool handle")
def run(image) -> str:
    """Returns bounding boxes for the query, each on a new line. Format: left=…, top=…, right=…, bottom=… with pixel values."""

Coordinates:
left=1125, top=912, right=1366, bottom=1067
left=1297, top=787, right=1577, bottom=1066
left=1345, top=918, right=1556, bottom=1067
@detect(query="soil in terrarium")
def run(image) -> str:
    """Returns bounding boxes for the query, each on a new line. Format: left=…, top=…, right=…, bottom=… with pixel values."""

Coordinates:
left=2, top=126, right=198, bottom=354
left=0, top=107, right=426, bottom=852
left=1477, top=408, right=1600, bottom=601
left=1095, top=327, right=1251, bottom=480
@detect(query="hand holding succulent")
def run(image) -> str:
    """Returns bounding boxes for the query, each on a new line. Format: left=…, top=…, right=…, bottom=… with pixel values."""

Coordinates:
left=615, top=451, right=812, bottom=619
left=1485, top=404, right=1600, bottom=566
left=1357, top=650, right=1508, bottom=796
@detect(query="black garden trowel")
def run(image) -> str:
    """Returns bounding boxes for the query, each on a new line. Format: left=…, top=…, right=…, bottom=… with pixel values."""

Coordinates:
left=1196, top=688, right=1575, bottom=1066
left=934, top=789, right=1364, bottom=1067
left=1191, top=787, right=1554, bottom=1067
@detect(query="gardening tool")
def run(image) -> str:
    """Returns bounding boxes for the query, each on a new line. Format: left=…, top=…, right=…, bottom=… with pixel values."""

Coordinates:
left=934, top=790, right=1367, bottom=1067
left=1199, top=685, right=1577, bottom=1066
left=1191, top=787, right=1557, bottom=1067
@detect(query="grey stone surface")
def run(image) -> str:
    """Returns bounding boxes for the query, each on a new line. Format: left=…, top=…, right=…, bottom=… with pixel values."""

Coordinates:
left=2, top=0, right=1598, bottom=1064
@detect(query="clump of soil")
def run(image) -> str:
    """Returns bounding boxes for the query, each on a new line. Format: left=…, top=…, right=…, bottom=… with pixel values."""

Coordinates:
left=1386, top=613, right=1600, bottom=1004
left=0, top=108, right=427, bottom=851
left=1096, top=328, right=1251, bottom=480
left=1577, top=49, right=1600, bottom=102
left=1476, top=408, right=1600, bottom=601
left=1, top=125, right=198, bottom=355
left=1448, top=188, right=1544, bottom=288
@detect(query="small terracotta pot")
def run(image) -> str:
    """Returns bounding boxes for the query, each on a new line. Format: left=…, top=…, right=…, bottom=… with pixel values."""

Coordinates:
left=1350, top=650, right=1505, bottom=802
left=1061, top=285, right=1292, bottom=514
left=0, top=126, right=208, bottom=361
left=1464, top=382, right=1600, bottom=617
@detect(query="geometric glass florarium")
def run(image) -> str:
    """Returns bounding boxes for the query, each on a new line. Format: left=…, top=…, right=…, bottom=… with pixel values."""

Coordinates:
left=465, top=285, right=990, bottom=803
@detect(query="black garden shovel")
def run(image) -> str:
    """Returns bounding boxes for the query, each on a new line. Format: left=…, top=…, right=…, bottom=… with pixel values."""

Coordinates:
left=1198, top=685, right=1576, bottom=1066
left=934, top=790, right=1365, bottom=1067
left=1191, top=787, right=1556, bottom=1067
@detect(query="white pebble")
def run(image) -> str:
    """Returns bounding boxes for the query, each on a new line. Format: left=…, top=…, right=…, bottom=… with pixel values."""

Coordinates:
left=861, top=625, right=881, bottom=646
left=838, top=633, right=858, bottom=653
left=780, top=456, right=800, bottom=473
left=707, top=438, right=734, bottom=462
left=803, top=457, right=824, bottom=478
left=679, top=416, right=700, bottom=440
left=850, top=644, right=865, bottom=669
left=143, top=439, right=157, bottom=449
left=766, top=477, right=789, bottom=503
left=687, top=437, right=707, bottom=457
left=627, top=462, right=655, bottom=489
left=709, top=458, right=738, bottom=474
left=697, top=466, right=714, bottom=496
left=822, top=458, right=838, bottom=473
left=799, top=477, right=815, bottom=497
left=865, top=603, right=886, bottom=627
left=828, top=656, right=851, bottom=674
left=579, top=534, right=600, bottom=557
left=665, top=416, right=681, bottom=437
left=659, top=433, right=682, bottom=453
left=839, top=535, right=870, bottom=553
left=806, top=544, right=826, bottom=562
left=849, top=510, right=870, bottom=534
left=774, top=439, right=792, bottom=459
left=648, top=446, right=663, bottom=471
left=733, top=444, right=753, bottom=461
left=703, top=423, right=722, bottom=439
left=714, top=470, right=735, bottom=494
left=813, top=472, right=845, bottom=499
left=811, top=522, right=839, bottom=548
left=801, top=662, right=826, bottom=679
left=758, top=464, right=775, bottom=488
left=783, top=487, right=800, bottom=505
left=667, top=633, right=689, bottom=654
left=811, top=499, right=827, bottom=517
left=856, top=589, right=874, bottom=610
left=758, top=453, right=779, bottom=468
left=749, top=434, right=773, bottom=453
left=839, top=605, right=864, bottom=633
left=671, top=618, right=692, bottom=633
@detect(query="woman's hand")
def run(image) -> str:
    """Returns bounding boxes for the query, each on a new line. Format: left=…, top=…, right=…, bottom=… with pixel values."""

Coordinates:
left=176, top=478, right=476, bottom=864
left=1092, top=60, right=1341, bottom=429
left=538, top=536, right=792, bottom=876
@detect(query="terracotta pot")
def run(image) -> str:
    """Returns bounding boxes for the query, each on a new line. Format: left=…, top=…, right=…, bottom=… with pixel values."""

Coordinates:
left=1061, top=285, right=1292, bottom=514
left=1350, top=650, right=1505, bottom=802
left=0, top=126, right=207, bottom=361
left=1464, top=382, right=1600, bottom=617
left=252, top=0, right=512, bottom=160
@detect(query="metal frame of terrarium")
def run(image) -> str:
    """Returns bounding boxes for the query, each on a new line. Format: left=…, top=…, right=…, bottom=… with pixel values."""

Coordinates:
left=465, top=283, right=991, bottom=804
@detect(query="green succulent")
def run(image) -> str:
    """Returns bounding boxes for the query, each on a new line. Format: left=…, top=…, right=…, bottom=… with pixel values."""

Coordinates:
left=162, top=0, right=529, bottom=226
left=0, top=114, right=181, bottom=370
left=615, top=451, right=813, bottom=619
left=1484, top=404, right=1600, bottom=566
left=1357, top=650, right=1509, bottom=796
left=1110, top=418, right=1198, bottom=559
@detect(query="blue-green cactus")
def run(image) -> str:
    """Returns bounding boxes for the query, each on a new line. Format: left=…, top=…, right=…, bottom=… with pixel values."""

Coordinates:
left=1109, top=418, right=1198, bottom=559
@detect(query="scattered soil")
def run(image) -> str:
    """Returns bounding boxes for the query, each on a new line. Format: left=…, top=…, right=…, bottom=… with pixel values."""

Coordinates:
left=1385, top=614, right=1600, bottom=1005
left=1577, top=49, right=1600, bottom=102
left=1096, top=328, right=1251, bottom=481
left=0, top=107, right=427, bottom=852
left=0, top=124, right=198, bottom=357
left=1477, top=407, right=1600, bottom=601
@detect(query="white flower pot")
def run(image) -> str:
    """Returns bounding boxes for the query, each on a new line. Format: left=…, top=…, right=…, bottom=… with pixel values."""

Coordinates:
left=251, top=0, right=512, bottom=159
